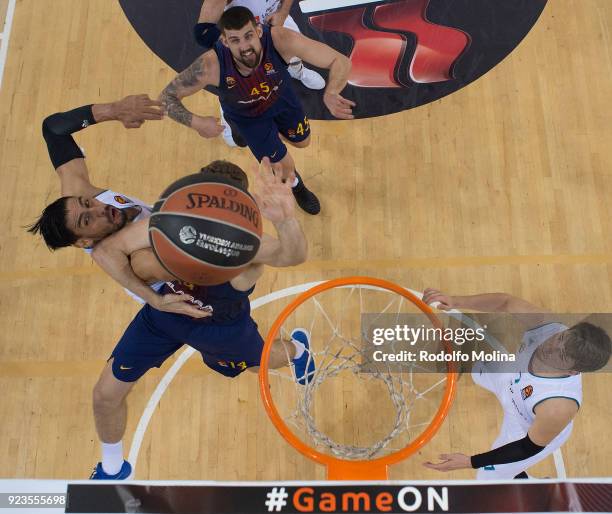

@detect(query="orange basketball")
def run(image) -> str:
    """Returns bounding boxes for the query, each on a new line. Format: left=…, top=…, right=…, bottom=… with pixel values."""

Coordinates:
left=149, top=173, right=262, bottom=286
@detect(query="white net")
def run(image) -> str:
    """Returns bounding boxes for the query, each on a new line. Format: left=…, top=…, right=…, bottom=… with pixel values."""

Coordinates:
left=264, top=283, right=452, bottom=461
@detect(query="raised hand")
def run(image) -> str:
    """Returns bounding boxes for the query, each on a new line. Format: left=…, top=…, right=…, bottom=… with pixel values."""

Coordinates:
left=252, top=157, right=296, bottom=224
left=112, top=94, right=164, bottom=128
left=323, top=91, right=356, bottom=120
left=192, top=115, right=225, bottom=138
left=266, top=11, right=288, bottom=26
left=422, top=288, right=456, bottom=311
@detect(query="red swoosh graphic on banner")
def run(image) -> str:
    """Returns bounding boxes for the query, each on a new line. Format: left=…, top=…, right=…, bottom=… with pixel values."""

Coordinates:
left=310, top=7, right=406, bottom=88
left=373, top=0, right=470, bottom=83
left=308, top=0, right=469, bottom=88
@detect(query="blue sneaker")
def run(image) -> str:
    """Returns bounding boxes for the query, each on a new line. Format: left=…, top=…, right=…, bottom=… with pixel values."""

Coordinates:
left=90, top=460, right=132, bottom=480
left=291, top=328, right=316, bottom=385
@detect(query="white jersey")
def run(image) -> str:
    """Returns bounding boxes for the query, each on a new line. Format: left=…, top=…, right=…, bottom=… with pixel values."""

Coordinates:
left=226, top=0, right=300, bottom=32
left=472, top=322, right=582, bottom=479
left=93, top=190, right=152, bottom=219
left=227, top=0, right=281, bottom=24
left=85, top=190, right=164, bottom=302
left=507, top=322, right=582, bottom=432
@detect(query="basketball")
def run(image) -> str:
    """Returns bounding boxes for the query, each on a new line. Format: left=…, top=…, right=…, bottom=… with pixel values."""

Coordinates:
left=149, top=173, right=262, bottom=286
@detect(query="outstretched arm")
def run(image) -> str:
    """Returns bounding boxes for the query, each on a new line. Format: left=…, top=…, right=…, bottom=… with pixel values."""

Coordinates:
left=422, top=290, right=546, bottom=313
left=252, top=158, right=308, bottom=267
left=43, top=95, right=163, bottom=197
left=159, top=52, right=224, bottom=138
left=422, top=288, right=559, bottom=330
left=271, top=26, right=355, bottom=119
left=423, top=398, right=578, bottom=472
left=92, top=219, right=207, bottom=318
left=230, top=158, right=306, bottom=292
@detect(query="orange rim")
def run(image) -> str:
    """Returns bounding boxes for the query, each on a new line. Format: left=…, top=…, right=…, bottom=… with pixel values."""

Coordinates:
left=259, top=276, right=458, bottom=480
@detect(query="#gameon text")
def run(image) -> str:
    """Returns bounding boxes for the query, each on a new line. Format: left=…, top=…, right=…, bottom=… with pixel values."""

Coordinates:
left=371, top=325, right=487, bottom=346
left=292, top=486, right=449, bottom=512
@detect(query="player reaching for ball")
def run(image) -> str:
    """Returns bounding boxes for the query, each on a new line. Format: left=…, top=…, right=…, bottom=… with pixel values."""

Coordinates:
left=28, top=96, right=164, bottom=253
left=160, top=6, right=355, bottom=216
left=421, top=289, right=611, bottom=480
left=88, top=158, right=315, bottom=480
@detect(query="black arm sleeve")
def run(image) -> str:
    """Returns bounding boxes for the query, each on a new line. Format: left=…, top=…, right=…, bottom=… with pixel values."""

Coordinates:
left=471, top=434, right=545, bottom=469
left=194, top=22, right=221, bottom=49
left=42, top=104, right=96, bottom=169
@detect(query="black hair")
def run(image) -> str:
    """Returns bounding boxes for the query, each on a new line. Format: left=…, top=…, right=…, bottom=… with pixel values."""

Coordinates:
left=219, top=6, right=257, bottom=32
left=27, top=196, right=78, bottom=250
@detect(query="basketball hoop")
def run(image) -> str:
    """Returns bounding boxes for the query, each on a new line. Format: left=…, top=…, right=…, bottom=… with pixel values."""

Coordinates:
left=259, top=276, right=457, bottom=480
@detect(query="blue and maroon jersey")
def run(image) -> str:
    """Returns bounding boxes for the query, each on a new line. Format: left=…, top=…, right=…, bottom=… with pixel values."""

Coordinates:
left=214, top=25, right=295, bottom=118
left=160, top=280, right=253, bottom=324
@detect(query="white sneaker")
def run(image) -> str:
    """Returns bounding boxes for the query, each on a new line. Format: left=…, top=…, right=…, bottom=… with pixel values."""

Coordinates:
left=288, top=63, right=326, bottom=90
left=219, top=107, right=237, bottom=147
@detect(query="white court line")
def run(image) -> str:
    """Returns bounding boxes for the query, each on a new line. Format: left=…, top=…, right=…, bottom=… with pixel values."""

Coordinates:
left=127, top=346, right=196, bottom=471
left=127, top=282, right=567, bottom=480
left=554, top=448, right=567, bottom=479
left=0, top=0, right=16, bottom=90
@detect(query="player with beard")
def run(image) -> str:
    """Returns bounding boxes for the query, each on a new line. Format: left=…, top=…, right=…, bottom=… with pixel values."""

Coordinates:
left=27, top=95, right=205, bottom=306
left=194, top=0, right=326, bottom=148
left=28, top=95, right=163, bottom=253
left=421, top=289, right=611, bottom=479
left=194, top=0, right=326, bottom=91
left=160, top=6, right=354, bottom=216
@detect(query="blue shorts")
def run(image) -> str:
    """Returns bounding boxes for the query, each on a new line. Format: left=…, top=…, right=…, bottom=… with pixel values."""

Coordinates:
left=110, top=304, right=264, bottom=382
left=223, top=103, right=310, bottom=163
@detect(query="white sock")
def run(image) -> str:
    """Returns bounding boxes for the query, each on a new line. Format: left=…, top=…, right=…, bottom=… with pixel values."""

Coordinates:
left=291, top=339, right=306, bottom=360
left=290, top=176, right=299, bottom=188
left=289, top=58, right=303, bottom=70
left=101, top=441, right=124, bottom=475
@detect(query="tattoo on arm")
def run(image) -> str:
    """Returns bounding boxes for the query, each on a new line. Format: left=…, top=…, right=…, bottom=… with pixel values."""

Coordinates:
left=161, top=83, right=193, bottom=127
left=160, top=56, right=206, bottom=127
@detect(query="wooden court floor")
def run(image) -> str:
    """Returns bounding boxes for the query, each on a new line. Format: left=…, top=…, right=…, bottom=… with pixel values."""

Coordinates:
left=0, top=0, right=611, bottom=480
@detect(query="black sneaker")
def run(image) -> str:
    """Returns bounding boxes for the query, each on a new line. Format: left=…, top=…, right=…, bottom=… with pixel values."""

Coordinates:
left=292, top=172, right=320, bottom=215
